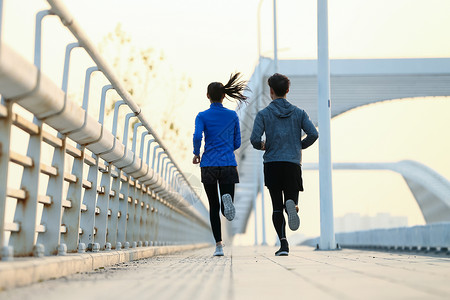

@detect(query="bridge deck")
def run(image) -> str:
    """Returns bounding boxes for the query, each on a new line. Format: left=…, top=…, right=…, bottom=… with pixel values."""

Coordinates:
left=2, top=246, right=450, bottom=299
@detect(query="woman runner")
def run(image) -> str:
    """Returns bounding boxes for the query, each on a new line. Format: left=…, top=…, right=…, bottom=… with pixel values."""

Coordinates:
left=193, top=73, right=247, bottom=256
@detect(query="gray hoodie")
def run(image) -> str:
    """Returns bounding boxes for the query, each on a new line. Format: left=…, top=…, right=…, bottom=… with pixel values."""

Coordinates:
left=250, top=98, right=318, bottom=165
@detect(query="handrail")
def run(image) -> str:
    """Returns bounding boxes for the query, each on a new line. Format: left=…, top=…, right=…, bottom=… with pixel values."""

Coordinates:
left=46, top=0, right=200, bottom=204
left=0, top=0, right=212, bottom=260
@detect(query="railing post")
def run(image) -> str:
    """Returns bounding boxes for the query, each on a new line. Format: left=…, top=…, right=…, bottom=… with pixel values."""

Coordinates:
left=152, top=145, right=162, bottom=170
left=0, top=101, right=12, bottom=259
left=123, top=122, right=143, bottom=172
left=95, top=160, right=112, bottom=250
left=107, top=166, right=121, bottom=248
left=148, top=193, right=156, bottom=245
left=156, top=151, right=166, bottom=175
left=132, top=131, right=149, bottom=179
left=73, top=64, right=101, bottom=249
left=139, top=138, right=156, bottom=183
left=167, top=165, right=175, bottom=185
left=160, top=156, right=169, bottom=177
left=61, top=43, right=80, bottom=94
left=9, top=117, right=43, bottom=257
left=37, top=133, right=67, bottom=255
left=98, top=85, right=114, bottom=125
left=34, top=10, right=54, bottom=70
left=117, top=171, right=129, bottom=248
left=62, top=66, right=99, bottom=136
left=111, top=112, right=136, bottom=165
left=135, top=183, right=143, bottom=246
left=141, top=186, right=150, bottom=246
left=154, top=195, right=161, bottom=245
left=63, top=146, right=85, bottom=253
left=79, top=154, right=100, bottom=250
left=127, top=178, right=137, bottom=247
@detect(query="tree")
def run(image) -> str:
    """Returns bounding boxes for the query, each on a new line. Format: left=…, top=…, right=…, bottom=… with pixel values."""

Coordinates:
left=98, top=23, right=191, bottom=161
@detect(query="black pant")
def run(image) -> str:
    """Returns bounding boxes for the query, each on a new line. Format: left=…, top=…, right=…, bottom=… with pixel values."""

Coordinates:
left=268, top=187, right=299, bottom=240
left=203, top=183, right=235, bottom=243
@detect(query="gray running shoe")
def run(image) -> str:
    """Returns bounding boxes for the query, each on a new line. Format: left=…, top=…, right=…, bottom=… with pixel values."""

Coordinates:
left=213, top=244, right=224, bottom=256
left=285, top=199, right=300, bottom=231
left=222, top=194, right=235, bottom=221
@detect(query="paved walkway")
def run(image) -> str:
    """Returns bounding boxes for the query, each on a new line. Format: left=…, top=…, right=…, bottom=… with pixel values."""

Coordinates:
left=2, top=246, right=450, bottom=300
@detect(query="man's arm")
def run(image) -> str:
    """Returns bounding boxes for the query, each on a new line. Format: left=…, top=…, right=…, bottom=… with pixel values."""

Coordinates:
left=250, top=112, right=265, bottom=150
left=301, top=111, right=318, bottom=149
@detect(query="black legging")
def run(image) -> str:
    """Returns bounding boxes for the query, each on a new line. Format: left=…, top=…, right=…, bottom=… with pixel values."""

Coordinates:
left=268, top=187, right=299, bottom=240
left=203, top=183, right=235, bottom=243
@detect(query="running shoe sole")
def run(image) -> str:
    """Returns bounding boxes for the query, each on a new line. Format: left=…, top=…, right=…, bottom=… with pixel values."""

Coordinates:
left=222, top=194, right=235, bottom=221
left=285, top=199, right=300, bottom=231
left=275, top=250, right=289, bottom=256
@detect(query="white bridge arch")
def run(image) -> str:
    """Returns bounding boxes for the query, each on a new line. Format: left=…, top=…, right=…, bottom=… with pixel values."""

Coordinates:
left=232, top=57, right=450, bottom=235
left=303, top=160, right=450, bottom=224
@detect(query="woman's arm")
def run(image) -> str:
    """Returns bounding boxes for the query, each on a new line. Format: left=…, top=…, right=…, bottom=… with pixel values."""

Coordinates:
left=193, top=114, right=204, bottom=156
left=234, top=115, right=241, bottom=150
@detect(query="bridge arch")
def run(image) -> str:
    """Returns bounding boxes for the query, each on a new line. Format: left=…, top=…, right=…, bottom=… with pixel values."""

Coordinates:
left=232, top=57, right=450, bottom=234
left=302, top=160, right=450, bottom=224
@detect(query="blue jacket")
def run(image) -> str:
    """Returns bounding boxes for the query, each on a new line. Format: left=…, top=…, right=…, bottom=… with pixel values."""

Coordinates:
left=250, top=98, right=318, bottom=165
left=193, top=102, right=241, bottom=167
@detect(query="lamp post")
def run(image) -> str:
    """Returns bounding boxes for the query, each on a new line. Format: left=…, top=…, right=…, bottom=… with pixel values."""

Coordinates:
left=257, top=0, right=263, bottom=61
left=258, top=0, right=279, bottom=73
left=273, top=0, right=278, bottom=73
left=317, top=0, right=336, bottom=250
left=256, top=0, right=277, bottom=246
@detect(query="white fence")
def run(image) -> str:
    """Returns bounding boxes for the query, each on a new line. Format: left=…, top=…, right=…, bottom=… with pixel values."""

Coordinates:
left=303, top=223, right=450, bottom=253
left=0, top=0, right=211, bottom=260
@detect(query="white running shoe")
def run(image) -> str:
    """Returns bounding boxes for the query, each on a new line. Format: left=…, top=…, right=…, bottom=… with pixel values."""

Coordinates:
left=285, top=199, right=300, bottom=231
left=213, top=244, right=224, bottom=256
left=222, top=194, right=235, bottom=221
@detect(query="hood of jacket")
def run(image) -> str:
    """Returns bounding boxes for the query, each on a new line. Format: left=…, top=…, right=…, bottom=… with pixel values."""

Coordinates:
left=267, top=98, right=296, bottom=118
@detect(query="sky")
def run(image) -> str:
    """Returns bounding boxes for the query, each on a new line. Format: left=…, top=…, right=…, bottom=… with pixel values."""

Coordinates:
left=4, top=0, right=450, bottom=245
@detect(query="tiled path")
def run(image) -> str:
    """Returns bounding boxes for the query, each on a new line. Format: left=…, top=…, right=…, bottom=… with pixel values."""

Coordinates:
left=2, top=246, right=450, bottom=300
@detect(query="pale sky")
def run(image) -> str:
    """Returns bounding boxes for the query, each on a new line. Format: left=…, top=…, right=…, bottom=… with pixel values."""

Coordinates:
left=4, top=0, right=450, bottom=244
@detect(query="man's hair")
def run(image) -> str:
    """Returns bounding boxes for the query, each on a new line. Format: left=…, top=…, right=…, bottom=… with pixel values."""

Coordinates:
left=267, top=73, right=290, bottom=97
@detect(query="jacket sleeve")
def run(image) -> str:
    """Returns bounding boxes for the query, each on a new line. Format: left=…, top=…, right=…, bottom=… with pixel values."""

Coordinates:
left=301, top=110, right=318, bottom=149
left=250, top=112, right=264, bottom=150
left=234, top=114, right=241, bottom=150
left=193, top=114, right=204, bottom=155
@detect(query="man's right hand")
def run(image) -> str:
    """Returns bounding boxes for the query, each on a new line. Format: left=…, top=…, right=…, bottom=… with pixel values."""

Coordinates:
left=261, top=141, right=266, bottom=150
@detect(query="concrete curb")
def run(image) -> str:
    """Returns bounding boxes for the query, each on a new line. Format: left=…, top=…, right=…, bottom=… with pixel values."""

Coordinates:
left=0, top=243, right=210, bottom=291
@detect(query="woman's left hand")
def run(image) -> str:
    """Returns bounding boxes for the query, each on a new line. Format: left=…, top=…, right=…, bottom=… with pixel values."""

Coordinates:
left=193, top=155, right=201, bottom=164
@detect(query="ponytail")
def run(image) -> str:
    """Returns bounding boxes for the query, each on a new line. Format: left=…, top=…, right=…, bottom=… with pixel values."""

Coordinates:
left=207, top=72, right=249, bottom=103
left=223, top=72, right=248, bottom=103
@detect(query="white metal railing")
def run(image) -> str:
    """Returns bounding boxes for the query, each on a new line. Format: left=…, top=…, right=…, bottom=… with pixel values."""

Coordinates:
left=0, top=0, right=211, bottom=260
left=302, top=223, right=450, bottom=253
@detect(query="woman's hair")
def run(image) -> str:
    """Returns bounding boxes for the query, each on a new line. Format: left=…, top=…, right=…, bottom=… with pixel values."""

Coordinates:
left=207, top=72, right=248, bottom=103
left=268, top=73, right=290, bottom=97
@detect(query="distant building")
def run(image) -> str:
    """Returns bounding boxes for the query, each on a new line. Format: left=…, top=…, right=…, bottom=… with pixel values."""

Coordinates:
left=335, top=213, right=408, bottom=233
